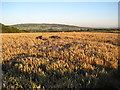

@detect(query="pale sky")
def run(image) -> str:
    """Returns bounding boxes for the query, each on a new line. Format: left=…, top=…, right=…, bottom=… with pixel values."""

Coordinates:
left=1, top=2, right=118, bottom=28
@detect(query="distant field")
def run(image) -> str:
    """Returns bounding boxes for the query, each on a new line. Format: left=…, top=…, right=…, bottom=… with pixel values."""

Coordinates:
left=11, top=24, right=119, bottom=33
left=1, top=32, right=120, bottom=88
left=1, top=23, right=119, bottom=33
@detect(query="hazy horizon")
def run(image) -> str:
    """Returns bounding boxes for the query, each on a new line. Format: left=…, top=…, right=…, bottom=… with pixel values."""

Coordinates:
left=1, top=2, right=118, bottom=28
left=1, top=23, right=119, bottom=29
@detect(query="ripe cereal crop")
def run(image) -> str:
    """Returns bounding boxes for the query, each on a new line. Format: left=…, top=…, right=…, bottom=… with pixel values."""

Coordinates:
left=1, top=32, right=120, bottom=89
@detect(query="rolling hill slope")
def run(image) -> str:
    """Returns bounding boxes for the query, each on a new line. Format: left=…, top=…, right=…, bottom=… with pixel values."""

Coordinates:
left=12, top=23, right=88, bottom=32
left=12, top=23, right=119, bottom=33
left=1, top=24, right=29, bottom=33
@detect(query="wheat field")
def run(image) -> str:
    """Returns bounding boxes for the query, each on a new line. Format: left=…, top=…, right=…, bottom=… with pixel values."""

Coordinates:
left=1, top=32, right=120, bottom=88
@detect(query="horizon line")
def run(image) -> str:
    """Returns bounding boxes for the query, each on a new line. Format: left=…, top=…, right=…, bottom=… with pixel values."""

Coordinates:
left=1, top=22, right=119, bottom=29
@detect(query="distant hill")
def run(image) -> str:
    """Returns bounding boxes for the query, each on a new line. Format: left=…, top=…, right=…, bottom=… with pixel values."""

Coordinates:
left=1, top=23, right=119, bottom=33
left=1, top=24, right=29, bottom=33
left=12, top=23, right=88, bottom=32
left=11, top=23, right=119, bottom=33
